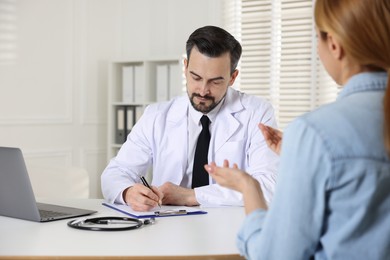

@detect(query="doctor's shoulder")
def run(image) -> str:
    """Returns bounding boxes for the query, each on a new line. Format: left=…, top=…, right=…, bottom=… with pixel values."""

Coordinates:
left=143, top=97, right=180, bottom=114
left=141, top=96, right=187, bottom=119
left=238, top=91, right=275, bottom=114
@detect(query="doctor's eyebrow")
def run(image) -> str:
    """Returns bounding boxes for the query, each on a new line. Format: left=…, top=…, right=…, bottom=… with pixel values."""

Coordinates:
left=189, top=71, right=225, bottom=82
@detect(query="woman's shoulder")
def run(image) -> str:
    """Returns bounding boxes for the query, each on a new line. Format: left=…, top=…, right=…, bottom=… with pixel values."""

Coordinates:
left=290, top=97, right=387, bottom=160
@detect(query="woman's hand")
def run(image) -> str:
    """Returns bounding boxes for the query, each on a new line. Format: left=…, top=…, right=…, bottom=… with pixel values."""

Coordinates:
left=204, top=160, right=249, bottom=193
left=204, top=160, right=268, bottom=213
left=259, top=123, right=283, bottom=155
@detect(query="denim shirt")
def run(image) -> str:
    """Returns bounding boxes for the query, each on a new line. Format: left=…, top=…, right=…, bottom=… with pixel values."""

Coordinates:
left=237, top=72, right=390, bottom=260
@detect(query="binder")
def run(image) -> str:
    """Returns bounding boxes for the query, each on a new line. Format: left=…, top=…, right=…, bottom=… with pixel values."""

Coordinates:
left=102, top=202, right=207, bottom=219
left=169, top=63, right=182, bottom=98
left=156, top=64, right=169, bottom=101
left=134, top=65, right=146, bottom=102
left=135, top=106, right=144, bottom=122
left=122, top=66, right=134, bottom=103
left=115, top=106, right=126, bottom=144
left=125, top=106, right=135, bottom=136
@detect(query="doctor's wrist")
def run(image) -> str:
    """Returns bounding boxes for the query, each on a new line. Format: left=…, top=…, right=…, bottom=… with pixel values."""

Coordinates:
left=122, top=186, right=132, bottom=204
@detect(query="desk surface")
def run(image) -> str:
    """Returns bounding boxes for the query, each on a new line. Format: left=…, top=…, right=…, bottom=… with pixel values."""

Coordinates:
left=0, top=199, right=245, bottom=259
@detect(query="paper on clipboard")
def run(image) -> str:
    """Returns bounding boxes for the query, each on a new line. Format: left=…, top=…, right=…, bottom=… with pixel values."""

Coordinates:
left=102, top=202, right=207, bottom=219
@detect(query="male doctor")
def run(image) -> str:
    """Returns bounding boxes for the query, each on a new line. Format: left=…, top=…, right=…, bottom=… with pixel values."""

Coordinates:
left=101, top=26, right=279, bottom=211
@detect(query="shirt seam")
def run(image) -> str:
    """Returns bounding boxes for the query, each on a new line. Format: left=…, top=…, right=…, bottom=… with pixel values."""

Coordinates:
left=296, top=117, right=336, bottom=189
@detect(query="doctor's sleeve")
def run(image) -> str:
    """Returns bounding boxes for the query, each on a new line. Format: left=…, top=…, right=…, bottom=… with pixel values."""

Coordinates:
left=101, top=106, right=154, bottom=204
left=245, top=101, right=280, bottom=204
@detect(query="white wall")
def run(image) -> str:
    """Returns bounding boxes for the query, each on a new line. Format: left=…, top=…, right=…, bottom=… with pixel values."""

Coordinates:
left=0, top=0, right=222, bottom=198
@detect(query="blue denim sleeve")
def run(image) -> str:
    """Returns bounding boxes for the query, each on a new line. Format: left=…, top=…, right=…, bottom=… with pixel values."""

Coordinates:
left=237, top=209, right=267, bottom=259
left=236, top=117, right=332, bottom=259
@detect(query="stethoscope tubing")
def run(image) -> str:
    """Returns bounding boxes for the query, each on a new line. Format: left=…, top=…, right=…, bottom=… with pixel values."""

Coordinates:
left=67, top=216, right=153, bottom=231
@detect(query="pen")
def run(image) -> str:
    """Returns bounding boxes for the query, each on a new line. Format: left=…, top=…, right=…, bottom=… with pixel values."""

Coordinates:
left=140, top=176, right=161, bottom=208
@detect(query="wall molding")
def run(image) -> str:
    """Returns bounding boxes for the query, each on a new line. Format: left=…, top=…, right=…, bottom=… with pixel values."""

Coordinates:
left=23, top=148, right=73, bottom=167
left=0, top=117, right=73, bottom=125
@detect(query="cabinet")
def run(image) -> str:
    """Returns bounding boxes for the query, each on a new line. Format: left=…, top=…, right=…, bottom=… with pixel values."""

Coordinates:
left=107, top=57, right=184, bottom=160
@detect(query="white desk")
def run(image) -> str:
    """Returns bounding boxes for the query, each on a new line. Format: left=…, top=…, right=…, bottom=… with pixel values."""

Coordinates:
left=0, top=199, right=245, bottom=259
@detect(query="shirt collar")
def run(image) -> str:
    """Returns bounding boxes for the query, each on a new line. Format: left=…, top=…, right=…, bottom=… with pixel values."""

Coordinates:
left=338, top=72, right=388, bottom=100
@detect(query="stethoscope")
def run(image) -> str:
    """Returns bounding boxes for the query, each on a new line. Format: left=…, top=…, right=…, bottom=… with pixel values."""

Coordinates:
left=67, top=216, right=155, bottom=231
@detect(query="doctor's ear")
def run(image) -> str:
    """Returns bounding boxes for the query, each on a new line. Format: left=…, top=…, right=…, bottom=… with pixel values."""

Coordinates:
left=229, top=69, right=239, bottom=86
left=183, top=58, right=189, bottom=74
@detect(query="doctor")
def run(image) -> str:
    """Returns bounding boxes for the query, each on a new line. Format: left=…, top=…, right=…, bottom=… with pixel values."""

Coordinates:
left=101, top=25, right=279, bottom=211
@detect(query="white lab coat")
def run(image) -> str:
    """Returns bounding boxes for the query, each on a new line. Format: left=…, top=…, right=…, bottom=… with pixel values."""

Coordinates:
left=101, top=87, right=279, bottom=206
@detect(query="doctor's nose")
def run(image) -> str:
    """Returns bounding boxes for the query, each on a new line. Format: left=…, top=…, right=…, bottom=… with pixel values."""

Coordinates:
left=198, top=83, right=211, bottom=96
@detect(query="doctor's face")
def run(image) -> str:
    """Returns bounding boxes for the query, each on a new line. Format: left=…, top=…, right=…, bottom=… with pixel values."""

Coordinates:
left=184, top=47, right=238, bottom=113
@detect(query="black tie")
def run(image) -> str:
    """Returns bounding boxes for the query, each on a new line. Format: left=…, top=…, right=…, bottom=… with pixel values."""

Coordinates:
left=192, top=115, right=211, bottom=188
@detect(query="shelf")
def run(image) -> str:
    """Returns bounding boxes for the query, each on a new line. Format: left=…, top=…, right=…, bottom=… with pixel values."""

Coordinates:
left=111, top=102, right=150, bottom=106
left=107, top=56, right=185, bottom=160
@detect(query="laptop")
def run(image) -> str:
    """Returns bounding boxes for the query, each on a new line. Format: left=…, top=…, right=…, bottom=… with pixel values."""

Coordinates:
left=0, top=146, right=97, bottom=222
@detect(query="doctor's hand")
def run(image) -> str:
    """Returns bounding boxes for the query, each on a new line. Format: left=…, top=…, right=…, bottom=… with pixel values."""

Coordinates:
left=122, top=183, right=163, bottom=212
left=259, top=123, right=283, bottom=155
left=204, top=160, right=268, bottom=214
left=158, top=182, right=199, bottom=206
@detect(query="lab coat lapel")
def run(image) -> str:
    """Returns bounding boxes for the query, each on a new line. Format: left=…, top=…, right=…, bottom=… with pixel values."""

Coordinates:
left=164, top=97, right=189, bottom=182
left=213, top=88, right=243, bottom=153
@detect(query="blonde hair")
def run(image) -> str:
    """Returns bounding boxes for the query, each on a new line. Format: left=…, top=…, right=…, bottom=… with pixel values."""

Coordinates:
left=314, top=0, right=390, bottom=155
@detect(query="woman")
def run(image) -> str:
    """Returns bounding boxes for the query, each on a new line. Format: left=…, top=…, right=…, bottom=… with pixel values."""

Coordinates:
left=205, top=0, right=390, bottom=259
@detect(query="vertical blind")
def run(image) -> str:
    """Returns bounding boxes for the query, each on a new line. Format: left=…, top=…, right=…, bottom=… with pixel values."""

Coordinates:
left=0, top=0, right=17, bottom=65
left=223, top=0, right=339, bottom=129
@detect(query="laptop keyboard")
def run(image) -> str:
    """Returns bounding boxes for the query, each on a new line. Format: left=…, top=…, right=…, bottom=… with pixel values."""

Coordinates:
left=39, top=209, right=70, bottom=218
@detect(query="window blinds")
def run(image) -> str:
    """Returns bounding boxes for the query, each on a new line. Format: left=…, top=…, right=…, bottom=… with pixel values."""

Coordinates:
left=0, top=0, right=17, bottom=65
left=223, top=0, right=338, bottom=129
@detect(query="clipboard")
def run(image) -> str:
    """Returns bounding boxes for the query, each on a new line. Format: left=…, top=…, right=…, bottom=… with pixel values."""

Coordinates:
left=102, top=202, right=207, bottom=219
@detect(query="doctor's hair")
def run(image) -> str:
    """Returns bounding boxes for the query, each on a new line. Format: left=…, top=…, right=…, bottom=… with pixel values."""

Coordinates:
left=186, top=25, right=242, bottom=75
left=314, top=0, right=390, bottom=155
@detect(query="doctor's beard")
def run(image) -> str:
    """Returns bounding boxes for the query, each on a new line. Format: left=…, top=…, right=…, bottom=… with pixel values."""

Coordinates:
left=189, top=92, right=225, bottom=114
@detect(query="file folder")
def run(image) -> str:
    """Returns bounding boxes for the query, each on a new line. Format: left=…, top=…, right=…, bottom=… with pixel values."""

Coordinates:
left=125, top=106, right=135, bottom=136
left=122, top=66, right=135, bottom=103
left=169, top=63, right=182, bottom=98
left=115, top=106, right=126, bottom=144
left=134, top=65, right=146, bottom=102
left=102, top=202, right=207, bottom=219
left=156, top=64, right=169, bottom=101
